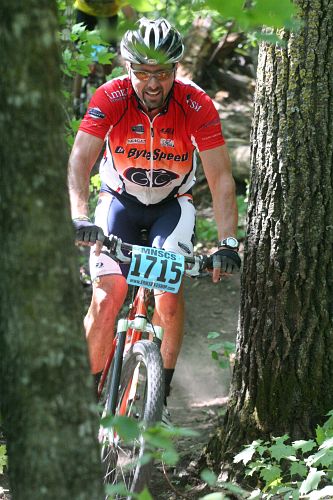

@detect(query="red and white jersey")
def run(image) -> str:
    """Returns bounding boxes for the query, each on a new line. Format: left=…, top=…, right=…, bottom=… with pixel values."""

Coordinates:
left=79, top=75, right=225, bottom=205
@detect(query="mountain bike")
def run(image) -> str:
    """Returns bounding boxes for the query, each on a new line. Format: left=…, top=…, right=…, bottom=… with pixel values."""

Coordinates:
left=97, top=235, right=210, bottom=499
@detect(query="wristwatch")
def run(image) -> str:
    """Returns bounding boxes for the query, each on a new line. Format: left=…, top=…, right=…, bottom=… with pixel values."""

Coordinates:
left=219, top=237, right=240, bottom=250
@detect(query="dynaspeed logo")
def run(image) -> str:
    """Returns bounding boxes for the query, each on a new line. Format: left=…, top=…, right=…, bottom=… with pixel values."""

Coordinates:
left=128, top=148, right=189, bottom=162
left=131, top=124, right=145, bottom=134
left=115, top=146, right=125, bottom=153
left=88, top=107, right=105, bottom=119
left=123, top=167, right=179, bottom=187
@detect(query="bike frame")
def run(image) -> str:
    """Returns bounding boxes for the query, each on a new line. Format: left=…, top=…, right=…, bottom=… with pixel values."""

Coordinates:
left=97, top=285, right=163, bottom=411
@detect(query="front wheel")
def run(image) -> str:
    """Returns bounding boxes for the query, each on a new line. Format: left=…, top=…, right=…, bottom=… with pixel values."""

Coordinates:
left=101, top=339, right=164, bottom=498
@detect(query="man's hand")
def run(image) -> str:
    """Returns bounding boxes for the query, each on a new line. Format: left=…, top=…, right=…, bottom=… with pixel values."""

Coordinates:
left=210, top=248, right=241, bottom=283
left=72, top=217, right=105, bottom=256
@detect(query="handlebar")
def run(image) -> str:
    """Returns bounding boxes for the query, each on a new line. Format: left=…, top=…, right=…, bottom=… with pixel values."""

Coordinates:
left=103, top=235, right=211, bottom=278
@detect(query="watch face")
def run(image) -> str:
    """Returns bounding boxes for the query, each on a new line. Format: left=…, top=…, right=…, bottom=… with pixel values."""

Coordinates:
left=222, top=237, right=239, bottom=248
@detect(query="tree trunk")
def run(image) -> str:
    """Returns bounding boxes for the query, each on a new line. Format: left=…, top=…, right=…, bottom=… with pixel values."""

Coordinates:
left=0, top=2, right=104, bottom=498
left=206, top=0, right=333, bottom=469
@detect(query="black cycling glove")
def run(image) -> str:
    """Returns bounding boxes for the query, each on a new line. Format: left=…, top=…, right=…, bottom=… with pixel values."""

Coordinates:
left=210, top=248, right=241, bottom=273
left=73, top=217, right=105, bottom=244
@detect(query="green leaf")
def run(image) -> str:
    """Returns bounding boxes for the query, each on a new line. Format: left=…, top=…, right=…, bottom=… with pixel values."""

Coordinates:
left=200, top=469, right=217, bottom=486
left=205, top=0, right=297, bottom=30
left=234, top=443, right=257, bottom=465
left=108, top=66, right=125, bottom=80
left=101, top=415, right=140, bottom=441
left=319, top=436, right=333, bottom=450
left=292, top=439, right=317, bottom=453
left=299, top=468, right=325, bottom=496
left=144, top=433, right=174, bottom=450
left=290, top=461, right=308, bottom=478
left=137, top=487, right=154, bottom=499
left=220, top=482, right=248, bottom=497
left=270, top=435, right=295, bottom=461
left=260, top=464, right=282, bottom=484
left=105, top=483, right=129, bottom=496
left=0, top=445, right=7, bottom=474
left=316, top=425, right=326, bottom=445
left=208, top=342, right=225, bottom=351
left=161, top=449, right=179, bottom=465
left=200, top=494, right=225, bottom=500
left=211, top=351, right=219, bottom=361
left=270, top=442, right=295, bottom=461
left=207, top=332, right=220, bottom=339
left=222, top=341, right=236, bottom=353
left=205, top=0, right=246, bottom=21
left=246, top=459, right=265, bottom=476
left=129, top=0, right=156, bottom=12
left=250, top=0, right=297, bottom=29
left=307, top=447, right=333, bottom=468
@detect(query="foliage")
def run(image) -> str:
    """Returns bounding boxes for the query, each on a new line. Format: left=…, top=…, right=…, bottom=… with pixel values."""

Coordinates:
left=196, top=195, right=247, bottom=244
left=101, top=414, right=250, bottom=499
left=207, top=332, right=236, bottom=370
left=0, top=445, right=7, bottom=474
left=101, top=415, right=199, bottom=498
left=89, top=173, right=102, bottom=218
left=233, top=410, right=333, bottom=499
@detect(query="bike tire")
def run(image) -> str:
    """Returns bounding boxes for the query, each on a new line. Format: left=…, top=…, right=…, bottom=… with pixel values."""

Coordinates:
left=102, top=339, right=164, bottom=498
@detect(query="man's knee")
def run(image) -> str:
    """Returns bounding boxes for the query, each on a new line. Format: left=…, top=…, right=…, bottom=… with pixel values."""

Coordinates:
left=91, top=275, right=127, bottom=315
left=155, top=290, right=184, bottom=319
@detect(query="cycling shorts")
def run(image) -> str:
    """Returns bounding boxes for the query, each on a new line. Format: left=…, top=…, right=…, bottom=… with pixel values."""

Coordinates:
left=90, top=189, right=196, bottom=281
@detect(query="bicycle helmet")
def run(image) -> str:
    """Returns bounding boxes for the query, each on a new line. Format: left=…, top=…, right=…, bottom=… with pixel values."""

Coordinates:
left=120, top=17, right=184, bottom=65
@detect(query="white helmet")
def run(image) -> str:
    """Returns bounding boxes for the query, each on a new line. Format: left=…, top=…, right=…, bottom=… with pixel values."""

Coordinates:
left=120, top=17, right=184, bottom=65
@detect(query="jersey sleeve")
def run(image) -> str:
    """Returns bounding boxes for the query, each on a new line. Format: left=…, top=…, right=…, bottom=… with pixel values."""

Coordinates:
left=79, top=79, right=127, bottom=140
left=186, top=87, right=225, bottom=151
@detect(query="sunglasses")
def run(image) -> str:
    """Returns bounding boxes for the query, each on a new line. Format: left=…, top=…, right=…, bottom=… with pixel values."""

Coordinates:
left=130, top=65, right=175, bottom=81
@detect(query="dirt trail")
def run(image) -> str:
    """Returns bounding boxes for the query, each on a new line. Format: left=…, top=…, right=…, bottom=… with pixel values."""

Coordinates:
left=150, top=273, right=241, bottom=499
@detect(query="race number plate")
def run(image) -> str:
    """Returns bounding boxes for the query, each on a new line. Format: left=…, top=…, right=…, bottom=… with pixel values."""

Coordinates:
left=127, top=246, right=185, bottom=293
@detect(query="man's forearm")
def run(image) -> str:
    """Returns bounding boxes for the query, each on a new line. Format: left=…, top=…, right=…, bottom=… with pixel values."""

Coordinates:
left=68, top=155, right=91, bottom=219
left=212, top=176, right=238, bottom=241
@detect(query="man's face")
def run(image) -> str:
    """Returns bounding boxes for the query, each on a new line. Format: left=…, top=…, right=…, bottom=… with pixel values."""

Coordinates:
left=128, top=63, right=176, bottom=112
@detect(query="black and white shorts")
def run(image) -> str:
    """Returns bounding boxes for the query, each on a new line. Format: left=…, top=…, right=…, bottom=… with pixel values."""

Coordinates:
left=90, top=189, right=196, bottom=281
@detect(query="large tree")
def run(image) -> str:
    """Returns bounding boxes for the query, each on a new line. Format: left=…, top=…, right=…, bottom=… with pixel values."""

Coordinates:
left=0, top=1, right=104, bottom=498
left=207, top=0, right=333, bottom=467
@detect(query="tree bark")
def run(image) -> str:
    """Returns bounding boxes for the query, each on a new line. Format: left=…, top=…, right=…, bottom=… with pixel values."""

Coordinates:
left=0, top=2, right=104, bottom=498
left=206, top=0, right=333, bottom=470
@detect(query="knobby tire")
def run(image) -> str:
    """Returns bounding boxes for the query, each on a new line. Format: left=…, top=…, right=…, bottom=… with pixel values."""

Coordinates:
left=101, top=339, right=164, bottom=499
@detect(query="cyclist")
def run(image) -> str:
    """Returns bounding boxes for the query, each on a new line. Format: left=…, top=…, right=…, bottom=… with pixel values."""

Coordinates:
left=73, top=0, right=136, bottom=115
left=68, top=17, right=241, bottom=416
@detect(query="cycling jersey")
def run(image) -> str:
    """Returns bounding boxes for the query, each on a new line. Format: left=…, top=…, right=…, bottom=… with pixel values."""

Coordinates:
left=79, top=75, right=225, bottom=205
left=74, top=0, right=120, bottom=17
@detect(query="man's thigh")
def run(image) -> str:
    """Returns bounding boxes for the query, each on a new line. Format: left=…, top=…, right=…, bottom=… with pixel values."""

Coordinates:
left=149, top=195, right=196, bottom=256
